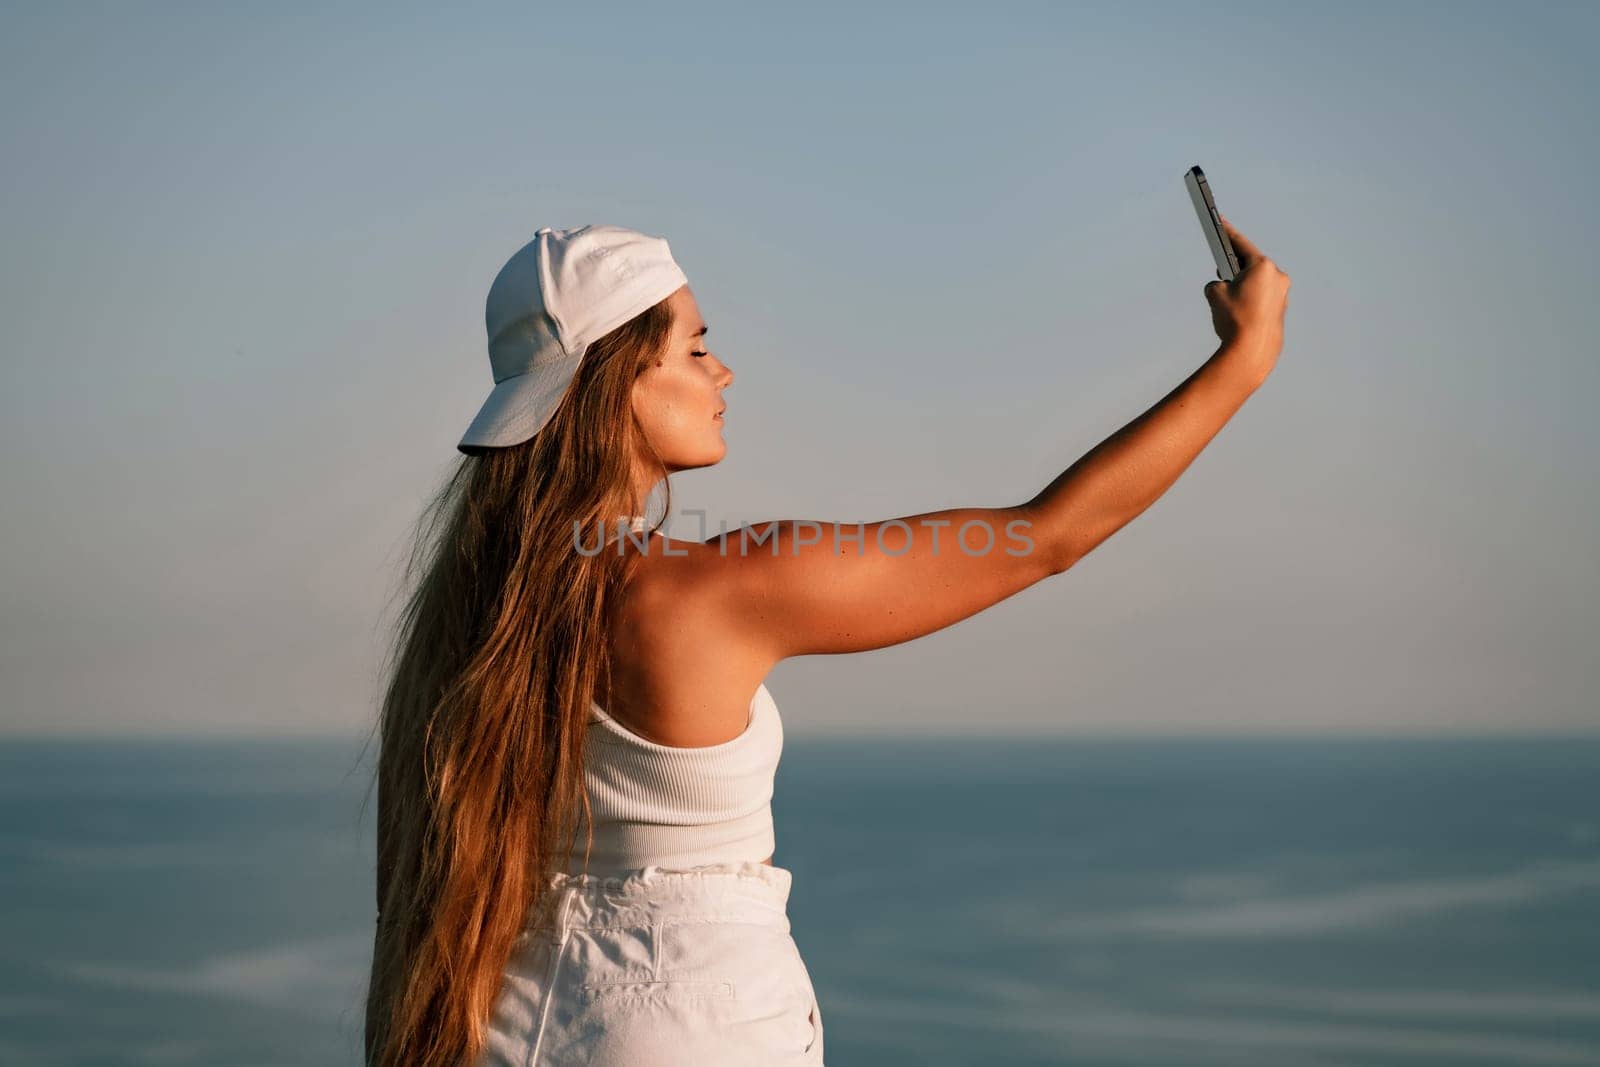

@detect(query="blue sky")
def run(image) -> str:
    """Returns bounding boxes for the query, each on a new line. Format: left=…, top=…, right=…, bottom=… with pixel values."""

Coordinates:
left=1, top=1, right=1595, bottom=737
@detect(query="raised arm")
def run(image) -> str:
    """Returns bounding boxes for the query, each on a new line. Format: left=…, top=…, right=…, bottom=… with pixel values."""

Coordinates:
left=663, top=215, right=1289, bottom=667
left=1031, top=213, right=1289, bottom=566
left=693, top=504, right=1055, bottom=661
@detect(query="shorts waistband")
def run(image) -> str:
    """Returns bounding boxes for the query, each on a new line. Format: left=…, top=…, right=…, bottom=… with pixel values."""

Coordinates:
left=526, top=860, right=792, bottom=943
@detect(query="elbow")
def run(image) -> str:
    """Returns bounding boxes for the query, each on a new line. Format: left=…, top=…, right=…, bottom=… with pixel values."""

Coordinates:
left=1044, top=536, right=1082, bottom=577
left=1011, top=503, right=1080, bottom=578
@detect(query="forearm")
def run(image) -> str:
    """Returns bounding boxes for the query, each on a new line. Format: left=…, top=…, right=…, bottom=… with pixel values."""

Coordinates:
left=1024, top=338, right=1270, bottom=573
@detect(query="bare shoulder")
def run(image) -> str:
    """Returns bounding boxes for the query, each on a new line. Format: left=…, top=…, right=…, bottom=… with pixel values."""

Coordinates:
left=633, top=507, right=1057, bottom=663
left=603, top=506, right=1057, bottom=742
left=604, top=533, right=778, bottom=746
left=619, top=531, right=776, bottom=670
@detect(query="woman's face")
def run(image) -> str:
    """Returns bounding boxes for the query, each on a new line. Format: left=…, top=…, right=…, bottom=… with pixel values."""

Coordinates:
left=631, top=284, right=733, bottom=473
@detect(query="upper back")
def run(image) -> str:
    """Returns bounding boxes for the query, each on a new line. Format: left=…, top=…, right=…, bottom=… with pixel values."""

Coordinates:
left=599, top=530, right=777, bottom=748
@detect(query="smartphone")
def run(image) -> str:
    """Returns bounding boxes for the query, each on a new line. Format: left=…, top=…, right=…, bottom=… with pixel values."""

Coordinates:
left=1184, top=165, right=1241, bottom=281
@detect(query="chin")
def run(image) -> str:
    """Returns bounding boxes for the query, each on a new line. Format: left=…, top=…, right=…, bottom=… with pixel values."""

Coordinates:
left=664, top=442, right=727, bottom=472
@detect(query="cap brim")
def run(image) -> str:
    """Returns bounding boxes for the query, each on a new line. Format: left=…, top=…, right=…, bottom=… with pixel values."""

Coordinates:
left=457, top=352, right=582, bottom=455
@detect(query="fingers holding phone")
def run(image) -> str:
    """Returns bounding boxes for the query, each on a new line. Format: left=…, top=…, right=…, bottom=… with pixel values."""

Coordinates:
left=1202, top=215, right=1291, bottom=381
left=1216, top=213, right=1270, bottom=274
left=1183, top=166, right=1290, bottom=381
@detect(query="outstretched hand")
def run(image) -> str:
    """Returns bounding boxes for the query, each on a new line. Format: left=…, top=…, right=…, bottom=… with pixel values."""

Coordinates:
left=1203, top=213, right=1290, bottom=380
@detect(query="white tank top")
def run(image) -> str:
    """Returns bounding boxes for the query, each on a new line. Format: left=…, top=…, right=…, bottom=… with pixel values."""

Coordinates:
left=565, top=682, right=783, bottom=876
left=563, top=515, right=783, bottom=876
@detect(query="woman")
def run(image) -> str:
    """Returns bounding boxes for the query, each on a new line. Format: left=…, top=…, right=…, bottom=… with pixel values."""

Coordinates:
left=363, top=218, right=1290, bottom=1066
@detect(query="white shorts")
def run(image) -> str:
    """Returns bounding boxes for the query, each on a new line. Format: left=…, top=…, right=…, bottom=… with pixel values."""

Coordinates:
left=476, top=859, right=825, bottom=1066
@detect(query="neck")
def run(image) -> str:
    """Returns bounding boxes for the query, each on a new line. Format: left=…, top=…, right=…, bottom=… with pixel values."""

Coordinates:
left=627, top=457, right=669, bottom=523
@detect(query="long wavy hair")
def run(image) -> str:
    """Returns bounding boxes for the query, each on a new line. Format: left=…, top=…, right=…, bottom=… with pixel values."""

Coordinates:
left=362, top=295, right=678, bottom=1066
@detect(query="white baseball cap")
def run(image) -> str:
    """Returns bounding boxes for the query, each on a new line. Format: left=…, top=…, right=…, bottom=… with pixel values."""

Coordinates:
left=458, top=224, right=689, bottom=454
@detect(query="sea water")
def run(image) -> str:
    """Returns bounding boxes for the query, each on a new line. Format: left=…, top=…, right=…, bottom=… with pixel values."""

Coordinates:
left=1, top=735, right=1596, bottom=1066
